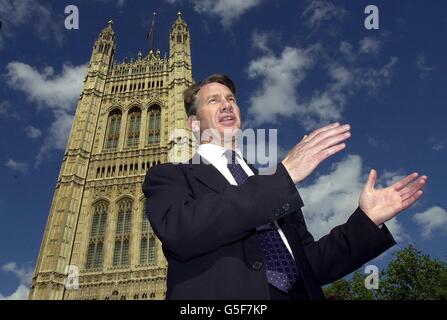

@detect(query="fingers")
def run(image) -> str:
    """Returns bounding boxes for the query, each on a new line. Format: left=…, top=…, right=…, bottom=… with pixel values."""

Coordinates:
left=305, top=124, right=351, bottom=150
left=400, top=176, right=428, bottom=200
left=392, top=173, right=419, bottom=191
left=366, top=169, right=377, bottom=191
left=314, top=142, right=346, bottom=163
left=305, top=124, right=350, bottom=166
left=310, top=129, right=351, bottom=156
left=305, top=122, right=341, bottom=142
left=401, top=190, right=424, bottom=211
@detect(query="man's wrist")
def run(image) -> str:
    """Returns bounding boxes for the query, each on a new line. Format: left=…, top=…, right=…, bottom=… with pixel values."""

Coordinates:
left=280, top=160, right=301, bottom=185
left=359, top=206, right=383, bottom=227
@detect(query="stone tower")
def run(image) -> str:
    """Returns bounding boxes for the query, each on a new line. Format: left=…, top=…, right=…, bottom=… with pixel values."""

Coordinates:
left=29, top=13, right=193, bottom=300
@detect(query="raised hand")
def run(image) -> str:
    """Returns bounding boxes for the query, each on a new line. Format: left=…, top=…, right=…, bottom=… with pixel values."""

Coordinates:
left=281, top=122, right=351, bottom=184
left=359, top=169, right=428, bottom=226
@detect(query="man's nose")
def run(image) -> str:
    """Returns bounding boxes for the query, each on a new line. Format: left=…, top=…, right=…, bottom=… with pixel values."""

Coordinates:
left=220, top=99, right=233, bottom=112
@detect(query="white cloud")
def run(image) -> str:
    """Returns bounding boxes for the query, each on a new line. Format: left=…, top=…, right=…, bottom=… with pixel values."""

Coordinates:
left=0, top=262, right=34, bottom=300
left=247, top=45, right=317, bottom=126
left=0, top=0, right=63, bottom=49
left=36, top=111, right=74, bottom=165
left=165, top=0, right=262, bottom=27
left=24, top=125, right=42, bottom=139
left=339, top=41, right=355, bottom=61
left=379, top=170, right=405, bottom=187
left=5, top=61, right=87, bottom=165
left=340, top=37, right=382, bottom=61
left=0, top=285, right=30, bottom=300
left=5, top=159, right=28, bottom=173
left=251, top=30, right=278, bottom=54
left=429, top=137, right=445, bottom=152
left=299, top=154, right=407, bottom=242
left=359, top=37, right=381, bottom=55
left=302, top=0, right=346, bottom=30
left=5, top=62, right=87, bottom=111
left=298, top=63, right=353, bottom=129
left=1, top=263, right=33, bottom=286
left=0, top=100, right=22, bottom=120
left=413, top=206, right=447, bottom=239
left=415, top=54, right=435, bottom=79
left=432, top=141, right=445, bottom=151
left=246, top=33, right=398, bottom=130
left=0, top=101, right=10, bottom=116
left=357, top=57, right=398, bottom=91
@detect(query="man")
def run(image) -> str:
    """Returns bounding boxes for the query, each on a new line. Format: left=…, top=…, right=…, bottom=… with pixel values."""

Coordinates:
left=142, top=74, right=427, bottom=300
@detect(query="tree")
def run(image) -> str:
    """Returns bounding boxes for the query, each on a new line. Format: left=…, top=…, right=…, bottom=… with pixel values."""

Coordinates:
left=379, top=245, right=447, bottom=300
left=350, top=270, right=377, bottom=300
left=324, top=278, right=352, bottom=300
left=323, top=245, right=447, bottom=300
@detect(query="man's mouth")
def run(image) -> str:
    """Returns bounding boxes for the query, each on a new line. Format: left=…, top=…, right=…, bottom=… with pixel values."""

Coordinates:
left=219, top=115, right=236, bottom=125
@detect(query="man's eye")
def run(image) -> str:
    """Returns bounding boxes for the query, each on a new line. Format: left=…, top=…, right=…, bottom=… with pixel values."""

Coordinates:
left=208, top=98, right=217, bottom=103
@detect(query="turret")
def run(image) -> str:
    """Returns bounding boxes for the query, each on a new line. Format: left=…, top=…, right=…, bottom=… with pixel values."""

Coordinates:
left=90, top=20, right=116, bottom=72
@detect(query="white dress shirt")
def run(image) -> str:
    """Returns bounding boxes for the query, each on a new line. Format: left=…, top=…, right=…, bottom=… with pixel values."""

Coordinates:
left=197, top=143, right=295, bottom=258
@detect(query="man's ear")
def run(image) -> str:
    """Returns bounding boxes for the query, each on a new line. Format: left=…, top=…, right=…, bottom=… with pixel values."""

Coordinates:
left=187, top=115, right=200, bottom=133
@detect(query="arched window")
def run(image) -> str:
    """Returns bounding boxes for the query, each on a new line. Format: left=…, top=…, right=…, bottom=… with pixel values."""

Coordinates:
left=106, top=109, right=122, bottom=149
left=86, top=201, right=108, bottom=270
left=147, top=105, right=161, bottom=145
left=127, top=107, right=141, bottom=148
left=140, top=199, right=156, bottom=265
left=113, top=198, right=132, bottom=267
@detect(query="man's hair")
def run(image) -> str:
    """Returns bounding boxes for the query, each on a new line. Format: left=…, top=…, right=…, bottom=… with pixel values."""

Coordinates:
left=183, top=74, right=236, bottom=117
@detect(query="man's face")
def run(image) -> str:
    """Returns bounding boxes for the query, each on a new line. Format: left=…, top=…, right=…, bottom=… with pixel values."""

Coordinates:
left=190, top=82, right=242, bottom=144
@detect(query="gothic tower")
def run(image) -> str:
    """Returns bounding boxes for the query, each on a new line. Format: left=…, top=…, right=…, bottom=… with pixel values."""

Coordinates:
left=29, top=13, right=193, bottom=300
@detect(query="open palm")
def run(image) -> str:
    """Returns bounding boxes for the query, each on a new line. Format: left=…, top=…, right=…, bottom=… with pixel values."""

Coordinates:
left=359, top=169, right=427, bottom=226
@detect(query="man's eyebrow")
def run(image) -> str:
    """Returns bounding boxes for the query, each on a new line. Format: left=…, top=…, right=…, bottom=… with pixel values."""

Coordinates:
left=205, top=94, right=219, bottom=100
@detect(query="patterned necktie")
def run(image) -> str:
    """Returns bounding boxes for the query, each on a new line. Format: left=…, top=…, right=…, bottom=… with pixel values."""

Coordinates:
left=225, top=150, right=299, bottom=293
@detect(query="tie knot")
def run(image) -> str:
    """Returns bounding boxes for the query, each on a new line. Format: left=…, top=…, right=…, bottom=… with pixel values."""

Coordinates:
left=224, top=150, right=237, bottom=165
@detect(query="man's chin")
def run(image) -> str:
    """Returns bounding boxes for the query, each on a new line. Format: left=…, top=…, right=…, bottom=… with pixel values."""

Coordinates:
left=220, top=127, right=240, bottom=138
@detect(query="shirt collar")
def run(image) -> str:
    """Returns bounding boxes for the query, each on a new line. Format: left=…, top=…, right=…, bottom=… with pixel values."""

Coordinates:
left=197, top=143, right=243, bottom=164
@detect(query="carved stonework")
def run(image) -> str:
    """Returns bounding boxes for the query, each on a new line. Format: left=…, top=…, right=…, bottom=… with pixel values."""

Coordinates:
left=93, top=186, right=112, bottom=199
left=117, top=183, right=136, bottom=196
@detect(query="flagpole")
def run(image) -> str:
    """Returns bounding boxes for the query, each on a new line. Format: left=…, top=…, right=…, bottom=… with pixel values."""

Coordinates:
left=146, top=12, right=156, bottom=53
left=152, top=12, right=156, bottom=52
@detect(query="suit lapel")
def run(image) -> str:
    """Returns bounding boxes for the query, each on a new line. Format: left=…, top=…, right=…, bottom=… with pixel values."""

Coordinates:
left=188, top=154, right=229, bottom=193
left=246, top=161, right=258, bottom=175
left=188, top=154, right=258, bottom=193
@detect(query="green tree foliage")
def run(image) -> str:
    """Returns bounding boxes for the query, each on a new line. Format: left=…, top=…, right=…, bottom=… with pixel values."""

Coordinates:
left=324, top=245, right=447, bottom=300
left=324, top=278, right=351, bottom=300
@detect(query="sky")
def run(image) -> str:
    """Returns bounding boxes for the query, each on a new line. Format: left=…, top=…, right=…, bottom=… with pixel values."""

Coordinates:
left=0, top=0, right=446, bottom=299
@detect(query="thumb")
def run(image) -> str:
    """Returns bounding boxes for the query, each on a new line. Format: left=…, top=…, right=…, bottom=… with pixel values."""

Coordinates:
left=366, top=169, right=377, bottom=191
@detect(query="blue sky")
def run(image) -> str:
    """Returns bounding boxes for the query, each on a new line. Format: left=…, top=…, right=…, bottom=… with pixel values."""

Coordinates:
left=0, top=0, right=446, bottom=299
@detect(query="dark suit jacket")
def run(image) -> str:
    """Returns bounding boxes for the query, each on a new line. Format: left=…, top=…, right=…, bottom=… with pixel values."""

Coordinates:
left=142, top=155, right=396, bottom=300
